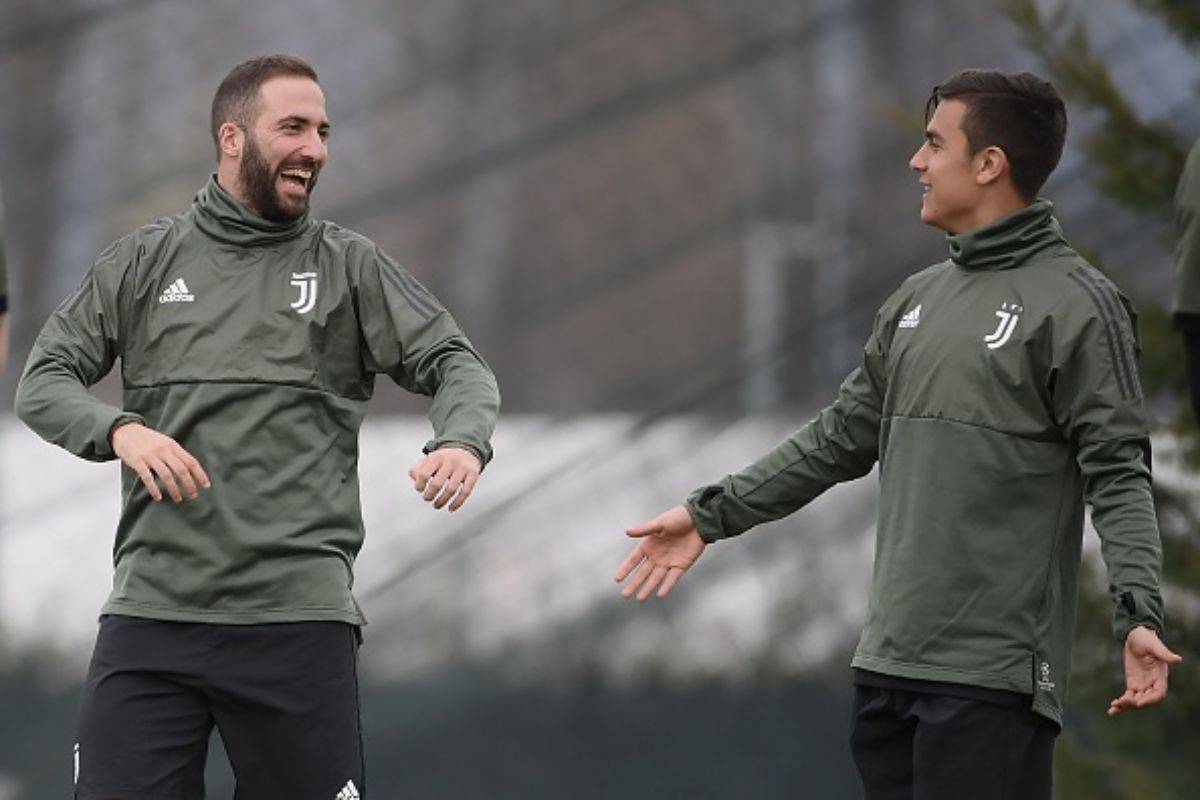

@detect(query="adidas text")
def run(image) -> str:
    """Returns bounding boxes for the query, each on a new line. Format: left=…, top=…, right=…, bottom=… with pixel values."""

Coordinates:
left=898, top=304, right=921, bottom=329
left=159, top=278, right=194, bottom=304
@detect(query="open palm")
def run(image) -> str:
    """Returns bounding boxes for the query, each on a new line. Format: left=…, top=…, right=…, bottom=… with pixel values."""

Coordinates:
left=1108, top=625, right=1183, bottom=716
left=614, top=505, right=707, bottom=602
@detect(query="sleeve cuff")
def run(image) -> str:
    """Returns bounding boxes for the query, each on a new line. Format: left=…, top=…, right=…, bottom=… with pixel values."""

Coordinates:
left=423, top=438, right=491, bottom=469
left=1112, top=590, right=1163, bottom=643
left=685, top=484, right=734, bottom=544
left=98, top=412, right=146, bottom=459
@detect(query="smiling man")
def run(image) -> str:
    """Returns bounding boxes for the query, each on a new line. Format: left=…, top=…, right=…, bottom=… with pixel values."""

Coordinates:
left=615, top=69, right=1179, bottom=798
left=16, top=55, right=499, bottom=799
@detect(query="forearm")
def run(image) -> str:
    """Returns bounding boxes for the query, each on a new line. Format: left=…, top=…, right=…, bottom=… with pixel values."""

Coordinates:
left=1080, top=437, right=1165, bottom=641
left=422, top=347, right=500, bottom=467
left=687, top=374, right=881, bottom=542
left=15, top=340, right=141, bottom=461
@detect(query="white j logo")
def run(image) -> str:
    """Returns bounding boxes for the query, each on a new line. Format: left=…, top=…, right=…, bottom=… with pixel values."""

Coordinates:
left=290, top=272, right=318, bottom=314
left=984, top=302, right=1022, bottom=349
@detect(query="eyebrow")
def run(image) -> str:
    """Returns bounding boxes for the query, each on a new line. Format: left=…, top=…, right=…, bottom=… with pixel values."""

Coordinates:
left=278, top=114, right=332, bottom=133
left=924, top=129, right=944, bottom=144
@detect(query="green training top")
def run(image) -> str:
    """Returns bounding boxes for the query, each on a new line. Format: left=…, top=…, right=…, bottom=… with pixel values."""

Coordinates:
left=686, top=200, right=1164, bottom=725
left=16, top=176, right=501, bottom=626
left=1173, top=138, right=1200, bottom=319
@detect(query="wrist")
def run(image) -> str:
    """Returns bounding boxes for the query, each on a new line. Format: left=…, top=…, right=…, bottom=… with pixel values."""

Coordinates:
left=439, top=442, right=483, bottom=466
left=108, top=417, right=142, bottom=448
left=1125, top=623, right=1160, bottom=644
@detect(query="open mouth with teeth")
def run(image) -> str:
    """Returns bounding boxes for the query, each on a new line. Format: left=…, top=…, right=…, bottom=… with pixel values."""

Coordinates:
left=278, top=165, right=314, bottom=195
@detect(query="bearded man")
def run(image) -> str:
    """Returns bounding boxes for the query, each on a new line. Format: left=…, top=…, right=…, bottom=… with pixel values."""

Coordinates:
left=17, top=54, right=500, bottom=799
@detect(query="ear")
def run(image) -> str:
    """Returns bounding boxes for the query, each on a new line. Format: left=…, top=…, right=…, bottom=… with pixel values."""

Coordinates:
left=975, top=145, right=1009, bottom=188
left=218, top=122, right=244, bottom=160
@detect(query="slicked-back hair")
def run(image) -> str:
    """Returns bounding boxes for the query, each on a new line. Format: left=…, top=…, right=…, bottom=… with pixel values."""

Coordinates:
left=210, top=54, right=319, bottom=162
left=926, top=69, right=1067, bottom=201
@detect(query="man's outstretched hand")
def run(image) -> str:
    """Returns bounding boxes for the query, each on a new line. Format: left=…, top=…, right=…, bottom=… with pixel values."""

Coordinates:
left=614, top=505, right=707, bottom=602
left=1107, top=625, right=1183, bottom=717
left=110, top=421, right=211, bottom=503
left=408, top=446, right=481, bottom=512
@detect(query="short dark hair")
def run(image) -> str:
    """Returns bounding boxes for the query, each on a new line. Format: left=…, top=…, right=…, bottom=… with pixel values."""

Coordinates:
left=210, top=54, right=319, bottom=162
left=925, top=69, right=1067, bottom=201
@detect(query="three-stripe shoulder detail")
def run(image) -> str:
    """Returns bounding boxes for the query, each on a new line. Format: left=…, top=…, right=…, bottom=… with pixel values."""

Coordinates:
left=378, top=257, right=440, bottom=319
left=1067, top=267, right=1142, bottom=401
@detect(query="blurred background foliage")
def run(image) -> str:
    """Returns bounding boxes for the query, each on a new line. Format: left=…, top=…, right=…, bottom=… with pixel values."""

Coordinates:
left=1005, top=1, right=1200, bottom=797
left=0, top=1, right=1196, bottom=797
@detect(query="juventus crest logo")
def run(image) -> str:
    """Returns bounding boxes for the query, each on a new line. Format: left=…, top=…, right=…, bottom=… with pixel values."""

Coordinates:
left=290, top=272, right=318, bottom=314
left=984, top=302, right=1022, bottom=349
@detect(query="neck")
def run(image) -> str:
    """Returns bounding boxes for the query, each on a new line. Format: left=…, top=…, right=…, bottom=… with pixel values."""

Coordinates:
left=215, top=161, right=256, bottom=216
left=191, top=174, right=310, bottom=247
left=945, top=197, right=1062, bottom=272
left=946, top=192, right=1029, bottom=235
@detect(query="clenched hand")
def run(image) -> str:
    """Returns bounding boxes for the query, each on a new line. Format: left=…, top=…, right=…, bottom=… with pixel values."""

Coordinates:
left=408, top=446, right=481, bottom=512
left=110, top=421, right=211, bottom=503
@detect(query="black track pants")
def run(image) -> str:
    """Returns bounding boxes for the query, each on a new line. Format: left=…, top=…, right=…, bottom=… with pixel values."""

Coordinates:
left=74, top=615, right=364, bottom=800
left=850, top=684, right=1056, bottom=800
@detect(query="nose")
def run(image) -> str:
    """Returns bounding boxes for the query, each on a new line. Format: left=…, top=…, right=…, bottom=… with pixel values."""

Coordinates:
left=300, top=130, right=327, bottom=165
left=909, top=145, right=926, bottom=173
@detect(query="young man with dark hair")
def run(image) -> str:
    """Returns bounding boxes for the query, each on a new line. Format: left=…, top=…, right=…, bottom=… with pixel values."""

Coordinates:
left=1173, top=137, right=1200, bottom=425
left=615, top=69, right=1179, bottom=798
left=17, top=54, right=499, bottom=798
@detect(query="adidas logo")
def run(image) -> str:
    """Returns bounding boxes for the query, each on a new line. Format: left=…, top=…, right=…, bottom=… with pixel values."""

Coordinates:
left=159, top=278, right=195, bottom=304
left=335, top=779, right=360, bottom=800
left=898, top=304, right=921, bottom=329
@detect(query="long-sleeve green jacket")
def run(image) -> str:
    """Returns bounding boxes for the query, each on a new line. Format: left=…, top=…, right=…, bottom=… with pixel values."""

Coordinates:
left=686, top=200, right=1164, bottom=724
left=1173, top=138, right=1200, bottom=320
left=16, top=176, right=500, bottom=626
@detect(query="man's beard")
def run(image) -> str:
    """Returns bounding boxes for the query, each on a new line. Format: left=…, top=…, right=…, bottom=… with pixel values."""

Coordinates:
left=239, top=134, right=311, bottom=223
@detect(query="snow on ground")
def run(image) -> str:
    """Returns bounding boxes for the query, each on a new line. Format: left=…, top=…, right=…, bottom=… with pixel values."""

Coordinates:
left=1, top=413, right=880, bottom=683
left=7, top=413, right=1177, bottom=687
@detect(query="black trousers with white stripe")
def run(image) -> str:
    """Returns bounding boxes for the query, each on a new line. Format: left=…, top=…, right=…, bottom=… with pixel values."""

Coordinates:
left=74, top=615, right=365, bottom=800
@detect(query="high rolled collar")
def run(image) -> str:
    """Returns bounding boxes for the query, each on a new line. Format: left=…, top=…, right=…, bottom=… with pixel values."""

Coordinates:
left=947, top=199, right=1066, bottom=271
left=191, top=174, right=312, bottom=247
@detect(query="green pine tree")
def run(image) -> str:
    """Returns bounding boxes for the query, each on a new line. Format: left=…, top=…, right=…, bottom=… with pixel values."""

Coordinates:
left=1002, top=1, right=1200, bottom=797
